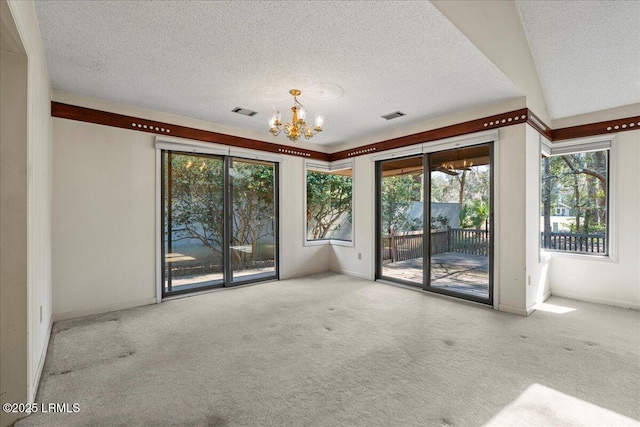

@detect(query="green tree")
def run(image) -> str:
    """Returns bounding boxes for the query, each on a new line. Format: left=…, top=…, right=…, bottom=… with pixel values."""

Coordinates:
left=306, top=171, right=352, bottom=239
left=541, top=151, right=607, bottom=236
left=382, top=173, right=423, bottom=234
left=169, top=154, right=224, bottom=257
left=463, top=199, right=489, bottom=229
left=381, top=173, right=423, bottom=261
left=231, top=161, right=275, bottom=269
left=167, top=154, right=275, bottom=272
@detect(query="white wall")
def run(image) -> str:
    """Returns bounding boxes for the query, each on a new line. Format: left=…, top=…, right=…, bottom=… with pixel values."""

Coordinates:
left=52, top=94, right=330, bottom=320
left=280, top=156, right=331, bottom=279
left=1, top=46, right=29, bottom=427
left=525, top=125, right=550, bottom=312
left=1, top=1, right=52, bottom=425
left=494, top=125, right=528, bottom=314
left=548, top=130, right=640, bottom=308
left=329, top=155, right=375, bottom=280
left=52, top=119, right=157, bottom=318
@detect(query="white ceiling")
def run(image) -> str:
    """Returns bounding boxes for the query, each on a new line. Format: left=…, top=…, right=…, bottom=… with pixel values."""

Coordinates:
left=517, top=1, right=640, bottom=120
left=34, top=1, right=522, bottom=146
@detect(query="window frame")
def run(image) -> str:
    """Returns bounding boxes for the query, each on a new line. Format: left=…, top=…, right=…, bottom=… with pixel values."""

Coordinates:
left=540, top=135, right=617, bottom=262
left=304, top=159, right=355, bottom=247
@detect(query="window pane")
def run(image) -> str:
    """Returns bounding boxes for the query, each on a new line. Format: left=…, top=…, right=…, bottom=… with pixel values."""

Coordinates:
left=163, top=152, right=224, bottom=294
left=306, top=169, right=353, bottom=241
left=379, top=156, right=424, bottom=286
left=540, top=149, right=608, bottom=254
left=429, top=146, right=491, bottom=300
left=230, top=159, right=277, bottom=283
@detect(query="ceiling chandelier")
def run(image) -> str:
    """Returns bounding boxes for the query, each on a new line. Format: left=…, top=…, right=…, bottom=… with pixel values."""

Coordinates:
left=268, top=89, right=324, bottom=142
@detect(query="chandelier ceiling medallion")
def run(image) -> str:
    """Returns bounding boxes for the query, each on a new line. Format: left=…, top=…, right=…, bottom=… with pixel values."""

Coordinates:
left=268, top=89, right=324, bottom=142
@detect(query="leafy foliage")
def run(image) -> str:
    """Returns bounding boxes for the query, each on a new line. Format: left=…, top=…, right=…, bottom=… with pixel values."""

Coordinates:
left=306, top=171, right=353, bottom=240
left=432, top=165, right=490, bottom=230
left=541, top=150, right=607, bottom=234
left=381, top=173, right=423, bottom=235
left=169, top=154, right=225, bottom=256
left=459, top=199, right=489, bottom=229
left=166, top=154, right=275, bottom=273
left=430, top=214, right=450, bottom=230
left=231, top=161, right=275, bottom=268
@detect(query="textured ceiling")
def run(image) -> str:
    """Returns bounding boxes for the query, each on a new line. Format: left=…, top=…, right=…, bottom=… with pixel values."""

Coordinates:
left=35, top=1, right=522, bottom=146
left=517, top=1, right=640, bottom=120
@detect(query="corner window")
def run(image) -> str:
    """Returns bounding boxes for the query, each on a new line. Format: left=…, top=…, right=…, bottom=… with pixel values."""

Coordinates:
left=305, top=163, right=353, bottom=244
left=541, top=142, right=610, bottom=255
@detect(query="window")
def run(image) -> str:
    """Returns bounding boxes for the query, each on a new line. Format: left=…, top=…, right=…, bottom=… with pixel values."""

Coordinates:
left=305, top=163, right=353, bottom=244
left=541, top=142, right=610, bottom=255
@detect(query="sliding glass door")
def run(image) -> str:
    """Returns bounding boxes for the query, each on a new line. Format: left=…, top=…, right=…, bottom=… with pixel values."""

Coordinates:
left=427, top=145, right=492, bottom=303
left=230, top=159, right=277, bottom=284
left=162, top=151, right=278, bottom=297
left=376, top=143, right=493, bottom=304
left=378, top=156, right=425, bottom=286
left=163, top=152, right=225, bottom=295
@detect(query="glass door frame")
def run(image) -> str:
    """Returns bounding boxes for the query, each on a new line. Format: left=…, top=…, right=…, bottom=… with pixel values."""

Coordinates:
left=375, top=154, right=427, bottom=289
left=375, top=143, right=494, bottom=305
left=425, top=143, right=494, bottom=305
left=161, top=150, right=279, bottom=298
left=225, top=156, right=280, bottom=287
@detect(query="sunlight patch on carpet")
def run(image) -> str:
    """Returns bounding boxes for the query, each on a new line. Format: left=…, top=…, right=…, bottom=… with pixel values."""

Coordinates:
left=485, top=383, right=637, bottom=426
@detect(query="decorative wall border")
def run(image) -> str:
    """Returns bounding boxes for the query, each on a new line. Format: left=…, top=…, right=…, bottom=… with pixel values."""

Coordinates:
left=552, top=116, right=640, bottom=141
left=51, top=102, right=639, bottom=162
left=331, top=109, right=529, bottom=161
left=51, top=102, right=331, bottom=161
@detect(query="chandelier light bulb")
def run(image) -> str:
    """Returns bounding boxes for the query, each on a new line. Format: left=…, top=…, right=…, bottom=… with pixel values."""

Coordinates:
left=314, top=113, right=324, bottom=131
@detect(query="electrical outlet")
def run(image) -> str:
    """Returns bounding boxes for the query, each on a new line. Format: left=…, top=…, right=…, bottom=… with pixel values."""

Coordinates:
left=358, top=253, right=362, bottom=260
left=40, top=305, right=43, bottom=323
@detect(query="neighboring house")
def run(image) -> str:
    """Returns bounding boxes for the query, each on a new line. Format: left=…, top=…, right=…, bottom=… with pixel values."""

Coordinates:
left=554, top=202, right=571, bottom=216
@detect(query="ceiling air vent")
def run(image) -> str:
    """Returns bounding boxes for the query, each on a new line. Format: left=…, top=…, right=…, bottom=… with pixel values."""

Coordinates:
left=381, top=111, right=406, bottom=121
left=232, top=107, right=258, bottom=117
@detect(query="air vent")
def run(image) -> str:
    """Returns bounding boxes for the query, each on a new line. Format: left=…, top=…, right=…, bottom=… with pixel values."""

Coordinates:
left=232, top=107, right=258, bottom=117
left=381, top=111, right=406, bottom=121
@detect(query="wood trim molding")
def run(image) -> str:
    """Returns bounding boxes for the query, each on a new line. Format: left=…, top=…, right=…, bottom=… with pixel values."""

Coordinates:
left=51, top=102, right=639, bottom=162
left=526, top=110, right=553, bottom=140
left=552, top=116, right=640, bottom=141
left=51, top=102, right=331, bottom=161
left=331, top=109, right=530, bottom=161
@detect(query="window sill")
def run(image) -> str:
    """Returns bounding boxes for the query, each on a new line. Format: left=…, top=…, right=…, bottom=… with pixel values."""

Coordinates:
left=542, top=250, right=616, bottom=263
left=305, top=239, right=354, bottom=248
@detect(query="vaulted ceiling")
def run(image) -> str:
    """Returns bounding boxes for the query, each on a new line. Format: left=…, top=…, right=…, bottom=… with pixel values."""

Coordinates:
left=517, top=1, right=640, bottom=120
left=35, top=1, right=639, bottom=146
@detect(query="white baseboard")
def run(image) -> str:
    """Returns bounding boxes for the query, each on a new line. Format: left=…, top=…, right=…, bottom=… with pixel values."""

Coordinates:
left=524, top=290, right=552, bottom=315
left=30, top=315, right=53, bottom=403
left=330, top=268, right=373, bottom=281
left=53, top=297, right=157, bottom=322
left=498, top=303, right=530, bottom=317
left=550, top=291, right=640, bottom=310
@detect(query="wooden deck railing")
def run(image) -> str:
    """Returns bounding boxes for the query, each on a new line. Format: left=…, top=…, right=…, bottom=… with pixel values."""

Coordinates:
left=381, top=228, right=489, bottom=262
left=540, top=231, right=606, bottom=253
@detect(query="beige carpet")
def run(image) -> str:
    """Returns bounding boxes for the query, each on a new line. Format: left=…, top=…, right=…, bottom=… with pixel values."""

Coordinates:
left=17, top=273, right=640, bottom=426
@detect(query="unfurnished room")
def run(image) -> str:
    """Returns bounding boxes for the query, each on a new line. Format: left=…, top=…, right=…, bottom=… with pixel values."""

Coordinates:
left=1, top=1, right=639, bottom=426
